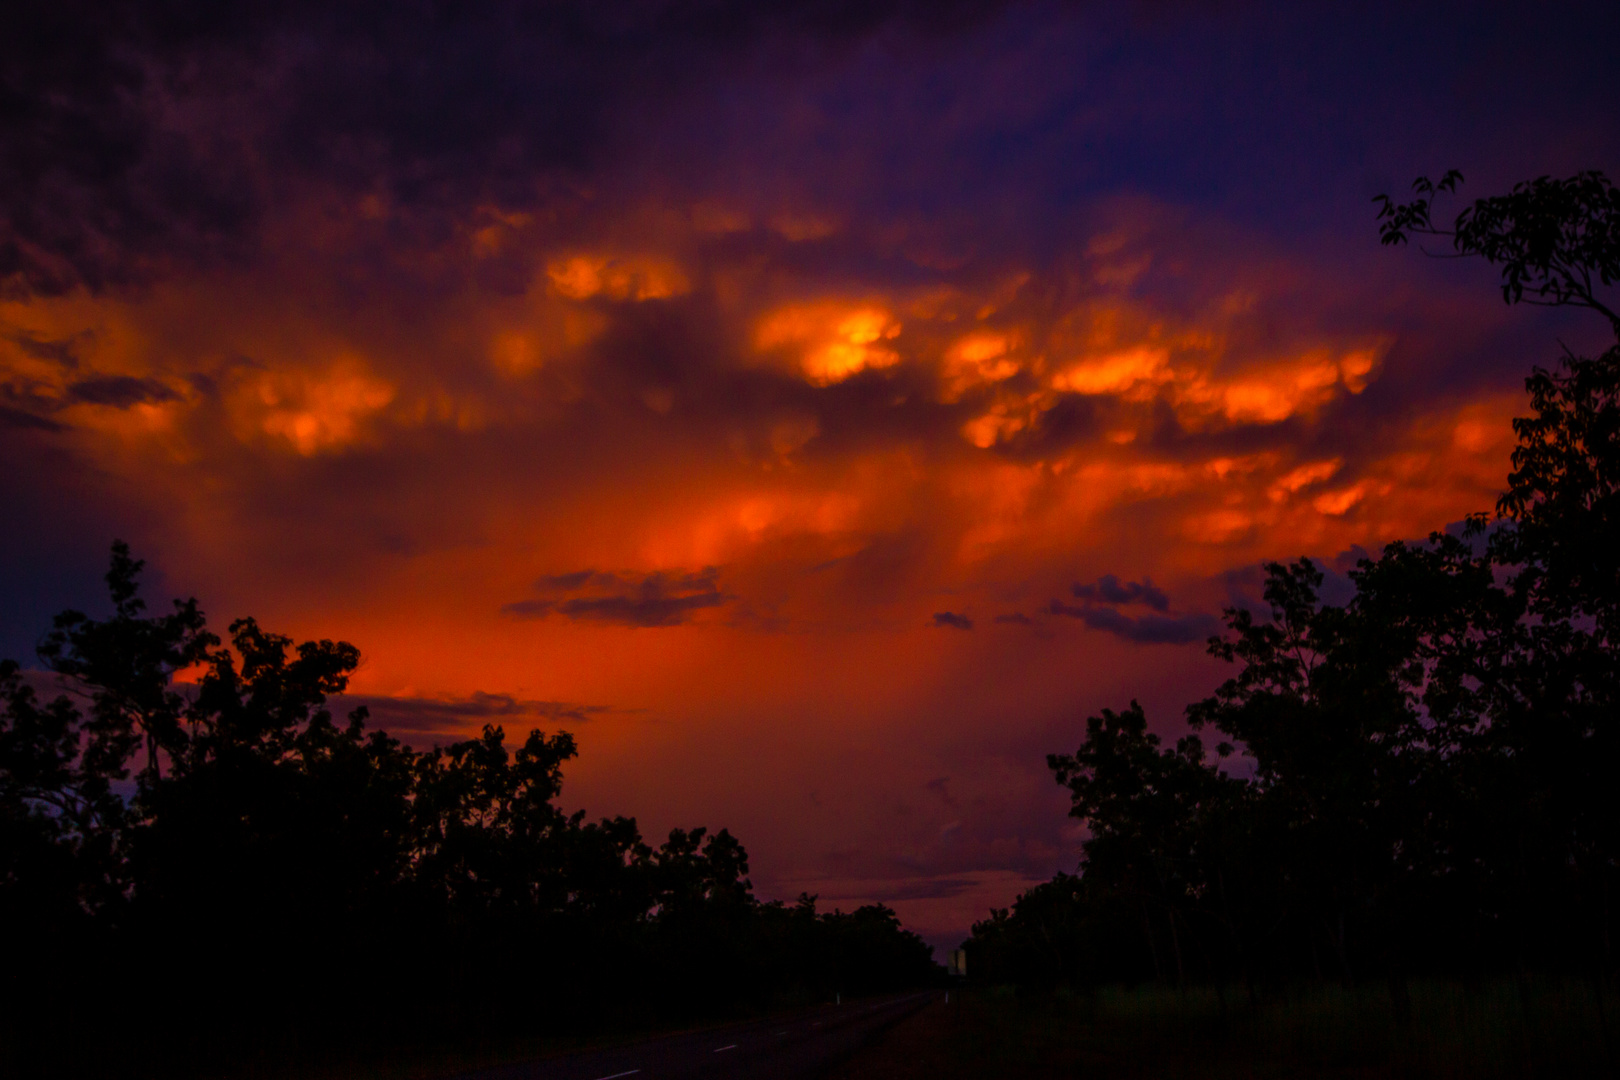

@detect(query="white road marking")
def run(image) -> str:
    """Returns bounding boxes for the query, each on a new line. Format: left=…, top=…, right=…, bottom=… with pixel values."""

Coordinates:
left=775, top=1030, right=788, bottom=1035
left=590, top=1072, right=641, bottom=1080
left=713, top=1044, right=738, bottom=1052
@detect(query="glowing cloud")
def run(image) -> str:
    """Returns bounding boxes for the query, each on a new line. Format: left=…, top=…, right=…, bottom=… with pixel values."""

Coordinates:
left=754, top=302, right=903, bottom=385
left=248, top=362, right=395, bottom=456
left=1051, top=346, right=1170, bottom=397
left=546, top=254, right=690, bottom=302
left=1269, top=459, right=1343, bottom=502
left=942, top=331, right=1022, bottom=400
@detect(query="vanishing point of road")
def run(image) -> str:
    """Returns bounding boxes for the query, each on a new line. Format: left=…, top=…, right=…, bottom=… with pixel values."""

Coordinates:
left=459, top=991, right=938, bottom=1080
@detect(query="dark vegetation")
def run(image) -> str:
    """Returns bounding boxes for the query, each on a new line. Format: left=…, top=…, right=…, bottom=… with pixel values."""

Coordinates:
left=967, top=172, right=1620, bottom=1025
left=0, top=557, right=937, bottom=1078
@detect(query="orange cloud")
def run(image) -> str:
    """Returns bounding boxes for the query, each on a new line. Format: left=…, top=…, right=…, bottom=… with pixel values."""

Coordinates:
left=0, top=181, right=1535, bottom=963
left=1051, top=345, right=1169, bottom=397
left=245, top=361, right=396, bottom=455
left=941, top=331, right=1022, bottom=400
left=547, top=253, right=690, bottom=301
left=1268, top=459, right=1342, bottom=502
left=754, top=301, right=903, bottom=385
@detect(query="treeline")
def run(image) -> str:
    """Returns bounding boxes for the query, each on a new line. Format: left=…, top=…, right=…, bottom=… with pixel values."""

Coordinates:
left=968, top=171, right=1620, bottom=994
left=0, top=549, right=936, bottom=1074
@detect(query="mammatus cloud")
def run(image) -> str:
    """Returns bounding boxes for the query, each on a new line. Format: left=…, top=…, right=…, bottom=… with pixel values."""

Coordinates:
left=503, top=568, right=728, bottom=627
left=932, top=611, right=973, bottom=630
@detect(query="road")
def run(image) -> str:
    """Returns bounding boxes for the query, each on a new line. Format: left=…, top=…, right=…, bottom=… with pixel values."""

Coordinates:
left=458, top=991, right=938, bottom=1080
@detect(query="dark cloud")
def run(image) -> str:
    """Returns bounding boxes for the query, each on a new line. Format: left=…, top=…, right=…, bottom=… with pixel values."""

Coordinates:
left=66, top=376, right=179, bottom=408
left=0, top=0, right=1027, bottom=296
left=1048, top=598, right=1216, bottom=645
left=870, top=877, right=980, bottom=901
left=339, top=690, right=607, bottom=731
left=932, top=610, right=973, bottom=630
left=555, top=589, right=726, bottom=627
left=6, top=330, right=87, bottom=368
left=1071, top=574, right=1170, bottom=612
left=992, top=394, right=1101, bottom=459
left=504, top=567, right=727, bottom=628
left=0, top=406, right=62, bottom=431
left=1329, top=543, right=1375, bottom=573
left=537, top=569, right=599, bottom=590
left=819, top=876, right=982, bottom=901
left=0, top=372, right=180, bottom=429
left=1221, top=556, right=1361, bottom=615
left=8, top=676, right=603, bottom=748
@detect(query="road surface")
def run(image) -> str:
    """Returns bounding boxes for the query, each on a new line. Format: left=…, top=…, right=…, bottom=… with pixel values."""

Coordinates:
left=458, top=992, right=938, bottom=1080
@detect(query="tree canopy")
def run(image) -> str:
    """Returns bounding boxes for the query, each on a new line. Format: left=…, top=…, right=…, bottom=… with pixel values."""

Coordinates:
left=1, top=548, right=938, bottom=1077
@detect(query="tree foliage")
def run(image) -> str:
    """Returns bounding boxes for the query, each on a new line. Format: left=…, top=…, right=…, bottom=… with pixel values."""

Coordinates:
left=1, top=555, right=938, bottom=1075
left=1376, top=169, right=1620, bottom=332
left=972, top=171, right=1620, bottom=994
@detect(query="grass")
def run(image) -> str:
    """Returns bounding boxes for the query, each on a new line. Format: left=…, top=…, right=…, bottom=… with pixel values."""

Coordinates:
left=831, top=979, right=1619, bottom=1079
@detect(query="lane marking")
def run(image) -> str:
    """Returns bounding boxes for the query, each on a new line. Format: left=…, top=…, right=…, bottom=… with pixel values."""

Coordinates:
left=590, top=1072, right=641, bottom=1080
left=774, top=1030, right=788, bottom=1035
left=713, top=1044, right=738, bottom=1053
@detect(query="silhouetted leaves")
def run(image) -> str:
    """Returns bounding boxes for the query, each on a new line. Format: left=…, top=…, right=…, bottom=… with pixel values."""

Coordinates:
left=1376, top=170, right=1620, bottom=332
left=0, top=545, right=938, bottom=1077
left=975, top=170, right=1620, bottom=994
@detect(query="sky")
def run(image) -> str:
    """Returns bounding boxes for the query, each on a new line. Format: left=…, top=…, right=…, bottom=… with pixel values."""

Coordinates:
left=4, top=0, right=1619, bottom=955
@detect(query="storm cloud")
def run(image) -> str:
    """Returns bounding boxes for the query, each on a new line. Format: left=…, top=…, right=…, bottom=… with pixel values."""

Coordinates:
left=4, top=0, right=1618, bottom=958
left=1, top=0, right=1026, bottom=296
left=1071, top=574, right=1170, bottom=612
left=1048, top=599, right=1218, bottom=645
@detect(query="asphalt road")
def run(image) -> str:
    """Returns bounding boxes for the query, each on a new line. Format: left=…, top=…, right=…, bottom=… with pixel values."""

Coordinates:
left=458, top=991, right=938, bottom=1080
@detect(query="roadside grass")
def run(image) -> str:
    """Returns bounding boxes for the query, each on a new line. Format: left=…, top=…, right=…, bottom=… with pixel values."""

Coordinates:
left=832, top=980, right=1618, bottom=1079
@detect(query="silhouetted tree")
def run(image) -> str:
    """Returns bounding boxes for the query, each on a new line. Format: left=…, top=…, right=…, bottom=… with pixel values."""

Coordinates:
left=0, top=545, right=942, bottom=1077
left=1377, top=169, right=1620, bottom=333
left=973, top=170, right=1620, bottom=995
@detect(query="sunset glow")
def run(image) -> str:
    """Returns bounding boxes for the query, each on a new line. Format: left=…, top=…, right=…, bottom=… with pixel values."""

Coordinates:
left=4, top=0, right=1617, bottom=958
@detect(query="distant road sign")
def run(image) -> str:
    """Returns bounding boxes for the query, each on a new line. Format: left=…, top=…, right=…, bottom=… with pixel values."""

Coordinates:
left=948, top=949, right=966, bottom=977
